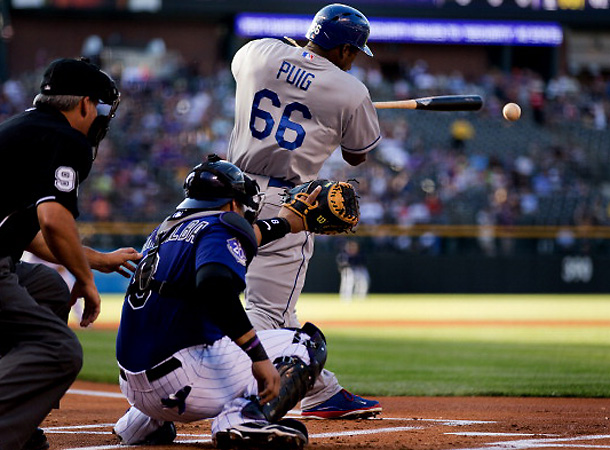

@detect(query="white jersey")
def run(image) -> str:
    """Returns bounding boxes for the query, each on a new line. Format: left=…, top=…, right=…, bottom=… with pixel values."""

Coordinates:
left=228, top=38, right=381, bottom=185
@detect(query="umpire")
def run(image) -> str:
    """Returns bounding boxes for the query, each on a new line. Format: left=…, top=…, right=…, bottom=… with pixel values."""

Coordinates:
left=0, top=58, right=121, bottom=450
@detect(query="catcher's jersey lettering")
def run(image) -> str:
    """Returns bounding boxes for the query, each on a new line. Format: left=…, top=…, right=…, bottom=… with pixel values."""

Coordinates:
left=166, top=220, right=209, bottom=244
left=249, top=88, right=312, bottom=151
left=276, top=61, right=315, bottom=91
left=128, top=290, right=152, bottom=310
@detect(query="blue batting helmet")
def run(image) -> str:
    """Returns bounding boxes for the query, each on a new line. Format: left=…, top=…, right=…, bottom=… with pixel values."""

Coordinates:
left=305, top=3, right=373, bottom=57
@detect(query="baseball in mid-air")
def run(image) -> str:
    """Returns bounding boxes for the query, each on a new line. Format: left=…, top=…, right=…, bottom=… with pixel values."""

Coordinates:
left=502, top=102, right=521, bottom=122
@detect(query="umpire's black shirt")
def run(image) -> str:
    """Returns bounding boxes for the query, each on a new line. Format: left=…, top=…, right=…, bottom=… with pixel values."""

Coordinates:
left=0, top=105, right=93, bottom=261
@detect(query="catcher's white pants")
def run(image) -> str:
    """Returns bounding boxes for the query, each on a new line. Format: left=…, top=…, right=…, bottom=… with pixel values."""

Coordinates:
left=114, top=329, right=310, bottom=444
left=242, top=181, right=341, bottom=410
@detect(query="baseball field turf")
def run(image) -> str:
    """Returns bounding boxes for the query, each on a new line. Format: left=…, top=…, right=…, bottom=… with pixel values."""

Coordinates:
left=74, top=293, right=610, bottom=397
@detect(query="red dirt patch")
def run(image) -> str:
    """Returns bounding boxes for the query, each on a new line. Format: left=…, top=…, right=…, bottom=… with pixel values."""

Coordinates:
left=44, top=381, right=610, bottom=450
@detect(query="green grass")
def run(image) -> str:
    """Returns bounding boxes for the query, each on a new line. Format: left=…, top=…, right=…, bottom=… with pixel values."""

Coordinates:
left=322, top=332, right=610, bottom=397
left=75, top=329, right=119, bottom=383
left=75, top=293, right=610, bottom=397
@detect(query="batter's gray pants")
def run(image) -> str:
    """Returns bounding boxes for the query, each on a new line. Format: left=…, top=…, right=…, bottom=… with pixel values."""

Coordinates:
left=0, top=258, right=82, bottom=450
left=243, top=184, right=341, bottom=409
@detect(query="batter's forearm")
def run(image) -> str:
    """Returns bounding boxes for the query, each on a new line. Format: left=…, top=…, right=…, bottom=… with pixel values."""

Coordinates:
left=341, top=149, right=366, bottom=166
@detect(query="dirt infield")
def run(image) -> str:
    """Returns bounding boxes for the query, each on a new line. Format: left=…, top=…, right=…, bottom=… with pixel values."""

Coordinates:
left=44, top=380, right=610, bottom=450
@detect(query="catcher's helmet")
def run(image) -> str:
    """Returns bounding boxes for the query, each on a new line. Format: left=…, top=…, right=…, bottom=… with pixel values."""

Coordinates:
left=306, top=3, right=373, bottom=57
left=177, top=154, right=261, bottom=213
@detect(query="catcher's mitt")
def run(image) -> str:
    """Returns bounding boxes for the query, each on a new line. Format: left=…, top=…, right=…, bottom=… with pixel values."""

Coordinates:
left=281, top=180, right=359, bottom=234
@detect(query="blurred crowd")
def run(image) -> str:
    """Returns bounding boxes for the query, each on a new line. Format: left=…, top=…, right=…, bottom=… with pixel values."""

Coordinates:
left=2, top=56, right=610, bottom=255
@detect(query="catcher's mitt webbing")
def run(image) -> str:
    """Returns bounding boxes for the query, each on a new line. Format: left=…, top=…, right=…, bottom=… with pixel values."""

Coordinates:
left=282, top=180, right=359, bottom=234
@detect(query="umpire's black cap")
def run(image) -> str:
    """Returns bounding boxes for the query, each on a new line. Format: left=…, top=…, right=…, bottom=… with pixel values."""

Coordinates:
left=40, top=57, right=119, bottom=105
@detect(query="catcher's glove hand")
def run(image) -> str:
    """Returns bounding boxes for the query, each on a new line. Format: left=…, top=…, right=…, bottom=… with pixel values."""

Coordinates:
left=281, top=180, right=359, bottom=234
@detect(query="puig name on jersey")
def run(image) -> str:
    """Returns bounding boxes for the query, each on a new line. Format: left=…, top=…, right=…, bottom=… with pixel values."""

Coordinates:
left=277, top=61, right=315, bottom=91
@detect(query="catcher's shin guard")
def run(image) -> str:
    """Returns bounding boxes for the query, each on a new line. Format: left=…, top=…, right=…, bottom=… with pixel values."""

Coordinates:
left=243, top=323, right=327, bottom=422
left=243, top=356, right=313, bottom=423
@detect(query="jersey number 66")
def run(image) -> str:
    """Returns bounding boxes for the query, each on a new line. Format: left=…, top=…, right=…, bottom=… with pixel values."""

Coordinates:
left=249, top=88, right=312, bottom=151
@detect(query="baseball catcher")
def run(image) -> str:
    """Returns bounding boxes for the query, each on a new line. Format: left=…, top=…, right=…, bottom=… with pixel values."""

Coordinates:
left=113, top=155, right=328, bottom=450
left=281, top=180, right=360, bottom=234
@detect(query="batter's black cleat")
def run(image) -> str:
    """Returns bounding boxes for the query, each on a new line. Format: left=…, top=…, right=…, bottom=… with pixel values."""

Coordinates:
left=22, top=428, right=49, bottom=450
left=213, top=419, right=308, bottom=450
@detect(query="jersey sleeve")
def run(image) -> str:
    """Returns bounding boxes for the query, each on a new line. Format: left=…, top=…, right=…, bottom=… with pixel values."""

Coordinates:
left=341, top=95, right=382, bottom=154
left=194, top=224, right=248, bottom=283
left=35, top=133, right=92, bottom=218
left=231, top=39, right=257, bottom=80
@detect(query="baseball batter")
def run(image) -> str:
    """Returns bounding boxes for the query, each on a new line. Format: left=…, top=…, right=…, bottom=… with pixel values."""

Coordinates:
left=114, top=155, right=327, bottom=449
left=228, top=3, right=382, bottom=418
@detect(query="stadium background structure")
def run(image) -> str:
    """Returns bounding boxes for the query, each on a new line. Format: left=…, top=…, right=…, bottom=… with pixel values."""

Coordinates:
left=1, top=1, right=610, bottom=292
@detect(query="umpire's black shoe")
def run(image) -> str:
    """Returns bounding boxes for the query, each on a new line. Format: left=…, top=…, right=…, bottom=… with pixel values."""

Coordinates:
left=22, top=428, right=50, bottom=450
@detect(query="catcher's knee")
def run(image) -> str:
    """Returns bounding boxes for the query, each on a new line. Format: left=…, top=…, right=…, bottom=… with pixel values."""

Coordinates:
left=296, top=322, right=327, bottom=381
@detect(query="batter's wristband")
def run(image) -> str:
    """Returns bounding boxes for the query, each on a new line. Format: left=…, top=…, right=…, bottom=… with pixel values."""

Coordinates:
left=255, top=217, right=291, bottom=247
left=240, top=335, right=269, bottom=362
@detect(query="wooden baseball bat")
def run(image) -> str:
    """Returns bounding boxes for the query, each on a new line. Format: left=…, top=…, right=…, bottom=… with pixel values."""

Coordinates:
left=374, top=95, right=483, bottom=111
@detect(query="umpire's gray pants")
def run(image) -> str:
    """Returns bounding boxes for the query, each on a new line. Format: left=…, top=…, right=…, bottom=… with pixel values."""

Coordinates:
left=0, top=258, right=82, bottom=450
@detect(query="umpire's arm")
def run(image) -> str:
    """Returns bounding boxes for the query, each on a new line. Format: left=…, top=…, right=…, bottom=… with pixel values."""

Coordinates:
left=28, top=229, right=141, bottom=277
left=36, top=201, right=100, bottom=326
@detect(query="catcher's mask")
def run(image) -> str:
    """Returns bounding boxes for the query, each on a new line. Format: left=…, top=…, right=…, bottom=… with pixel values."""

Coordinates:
left=40, top=57, right=120, bottom=159
left=177, top=154, right=263, bottom=222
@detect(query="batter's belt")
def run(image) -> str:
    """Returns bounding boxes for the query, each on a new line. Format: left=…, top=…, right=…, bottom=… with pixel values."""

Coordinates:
left=244, top=172, right=295, bottom=190
left=268, top=177, right=295, bottom=189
